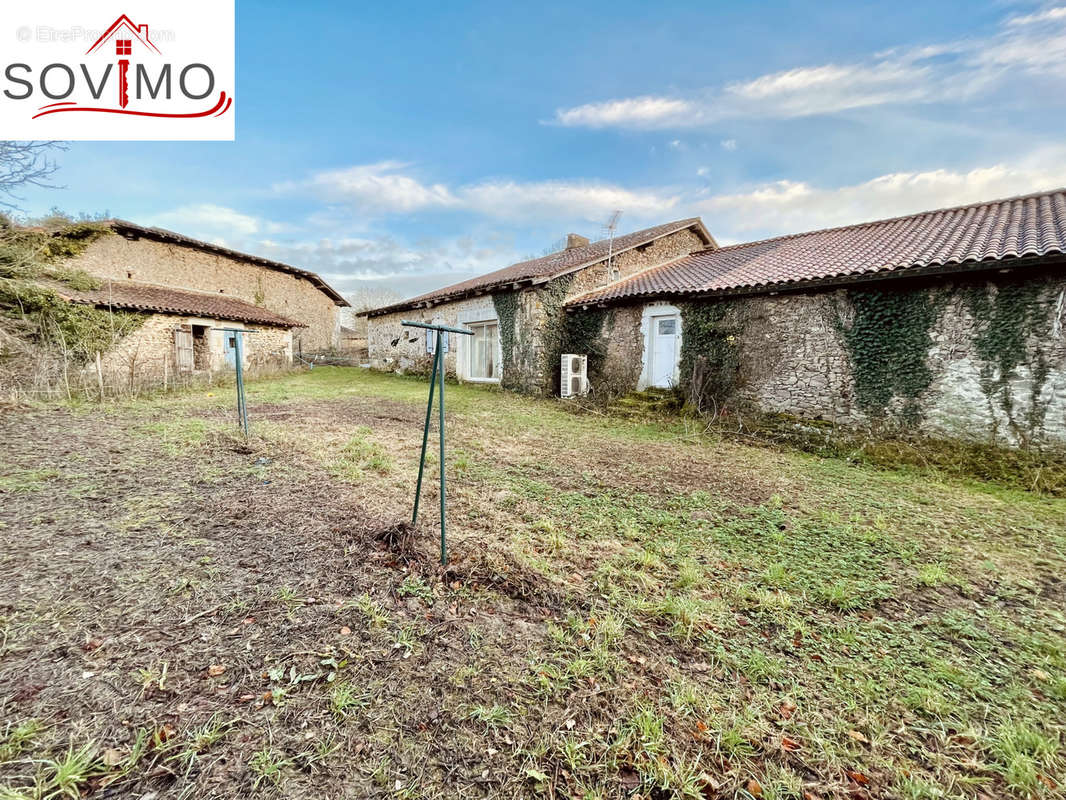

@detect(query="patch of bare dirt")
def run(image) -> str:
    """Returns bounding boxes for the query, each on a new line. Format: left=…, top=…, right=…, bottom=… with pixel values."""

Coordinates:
left=0, top=406, right=562, bottom=798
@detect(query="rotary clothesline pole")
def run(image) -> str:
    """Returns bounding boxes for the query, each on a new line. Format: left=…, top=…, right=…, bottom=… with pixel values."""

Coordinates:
left=402, top=319, right=474, bottom=565
left=411, top=337, right=439, bottom=524
left=217, top=327, right=257, bottom=436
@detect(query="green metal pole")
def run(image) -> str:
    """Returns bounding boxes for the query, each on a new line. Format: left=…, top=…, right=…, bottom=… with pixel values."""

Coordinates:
left=437, top=330, right=447, bottom=565
left=234, top=331, right=248, bottom=436
left=411, top=341, right=440, bottom=523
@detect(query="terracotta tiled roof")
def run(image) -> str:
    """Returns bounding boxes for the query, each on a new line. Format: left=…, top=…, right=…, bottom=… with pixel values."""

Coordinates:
left=60, top=281, right=306, bottom=327
left=107, top=220, right=349, bottom=307
left=365, top=218, right=713, bottom=316
left=568, top=189, right=1066, bottom=306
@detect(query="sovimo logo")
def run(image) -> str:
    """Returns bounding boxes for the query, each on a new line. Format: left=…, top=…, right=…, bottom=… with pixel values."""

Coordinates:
left=1, top=2, right=234, bottom=140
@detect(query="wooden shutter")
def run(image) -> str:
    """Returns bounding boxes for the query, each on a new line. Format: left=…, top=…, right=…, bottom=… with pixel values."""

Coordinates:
left=174, top=329, right=194, bottom=373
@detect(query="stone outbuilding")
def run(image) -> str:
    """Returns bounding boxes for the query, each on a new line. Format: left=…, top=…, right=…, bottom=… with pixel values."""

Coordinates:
left=63, top=220, right=348, bottom=354
left=365, top=189, right=1066, bottom=449
left=58, top=281, right=303, bottom=381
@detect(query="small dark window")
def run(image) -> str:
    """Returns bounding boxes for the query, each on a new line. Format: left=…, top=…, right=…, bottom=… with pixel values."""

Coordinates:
left=126, top=271, right=134, bottom=279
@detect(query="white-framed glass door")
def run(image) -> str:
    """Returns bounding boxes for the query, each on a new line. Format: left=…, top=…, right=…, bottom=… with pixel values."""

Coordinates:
left=649, top=313, right=680, bottom=388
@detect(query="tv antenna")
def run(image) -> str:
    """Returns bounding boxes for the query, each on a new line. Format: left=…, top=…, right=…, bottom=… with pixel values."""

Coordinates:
left=602, top=210, right=622, bottom=281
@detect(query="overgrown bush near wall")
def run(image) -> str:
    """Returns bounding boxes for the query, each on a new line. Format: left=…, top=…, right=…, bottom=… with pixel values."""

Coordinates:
left=0, top=215, right=110, bottom=285
left=711, top=408, right=1066, bottom=496
left=678, top=300, right=747, bottom=414
left=0, top=282, right=143, bottom=360
left=0, top=218, right=147, bottom=398
left=833, top=286, right=944, bottom=424
left=0, top=219, right=139, bottom=359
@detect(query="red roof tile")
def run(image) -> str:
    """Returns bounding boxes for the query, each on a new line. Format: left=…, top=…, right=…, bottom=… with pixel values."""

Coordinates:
left=365, top=218, right=712, bottom=316
left=60, top=281, right=306, bottom=327
left=569, top=189, right=1066, bottom=306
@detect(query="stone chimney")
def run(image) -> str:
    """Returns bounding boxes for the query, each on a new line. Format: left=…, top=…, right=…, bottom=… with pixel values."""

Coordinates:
left=565, top=233, right=590, bottom=250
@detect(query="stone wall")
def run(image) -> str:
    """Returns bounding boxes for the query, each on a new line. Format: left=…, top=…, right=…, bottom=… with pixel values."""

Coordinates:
left=732, top=292, right=854, bottom=422
left=598, top=266, right=1066, bottom=448
left=366, top=294, right=499, bottom=377
left=599, top=305, right=644, bottom=391
left=97, top=312, right=292, bottom=384
left=569, top=228, right=707, bottom=298
left=65, top=234, right=342, bottom=351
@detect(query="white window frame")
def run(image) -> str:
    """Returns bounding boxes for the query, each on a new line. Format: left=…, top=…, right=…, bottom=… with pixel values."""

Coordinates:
left=638, top=302, right=683, bottom=390
left=456, top=311, right=502, bottom=383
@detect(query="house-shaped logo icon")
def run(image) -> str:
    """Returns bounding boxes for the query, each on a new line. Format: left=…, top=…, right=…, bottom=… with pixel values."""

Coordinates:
left=86, top=15, right=161, bottom=108
left=87, top=15, right=161, bottom=57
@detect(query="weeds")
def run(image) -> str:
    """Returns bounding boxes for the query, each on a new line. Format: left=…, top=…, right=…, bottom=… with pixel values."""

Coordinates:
left=249, top=748, right=291, bottom=789
left=0, top=720, right=43, bottom=762
left=329, top=682, right=369, bottom=719
left=468, top=705, right=512, bottom=728
left=42, top=743, right=100, bottom=799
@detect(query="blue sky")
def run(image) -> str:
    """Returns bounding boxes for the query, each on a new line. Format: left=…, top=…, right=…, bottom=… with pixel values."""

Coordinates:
left=16, top=0, right=1066, bottom=300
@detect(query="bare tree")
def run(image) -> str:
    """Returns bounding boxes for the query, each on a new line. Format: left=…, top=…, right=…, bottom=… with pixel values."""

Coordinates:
left=0, top=142, right=66, bottom=211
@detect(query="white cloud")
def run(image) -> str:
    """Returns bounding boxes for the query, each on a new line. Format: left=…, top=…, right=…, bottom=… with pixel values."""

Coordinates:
left=552, top=96, right=694, bottom=128
left=720, top=139, right=737, bottom=151
left=552, top=7, right=1066, bottom=129
left=722, top=61, right=935, bottom=118
left=275, top=161, right=459, bottom=213
left=280, top=163, right=679, bottom=224
left=145, top=203, right=286, bottom=242
left=255, top=233, right=519, bottom=298
left=693, top=149, right=1066, bottom=235
left=1006, top=6, right=1066, bottom=26
left=460, top=179, right=677, bottom=222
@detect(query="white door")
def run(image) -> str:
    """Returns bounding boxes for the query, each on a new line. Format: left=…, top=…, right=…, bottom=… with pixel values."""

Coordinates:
left=650, top=314, right=680, bottom=388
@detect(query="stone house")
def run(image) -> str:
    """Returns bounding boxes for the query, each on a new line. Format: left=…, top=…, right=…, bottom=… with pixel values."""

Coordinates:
left=365, top=219, right=713, bottom=391
left=366, top=189, right=1066, bottom=448
left=64, top=220, right=348, bottom=354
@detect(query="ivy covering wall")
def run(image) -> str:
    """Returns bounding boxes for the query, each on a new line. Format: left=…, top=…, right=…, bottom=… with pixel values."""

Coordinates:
left=536, top=274, right=576, bottom=395
left=492, top=275, right=578, bottom=395
left=833, top=286, right=943, bottom=424
left=491, top=290, right=520, bottom=389
left=678, top=300, right=747, bottom=411
left=964, top=279, right=1054, bottom=442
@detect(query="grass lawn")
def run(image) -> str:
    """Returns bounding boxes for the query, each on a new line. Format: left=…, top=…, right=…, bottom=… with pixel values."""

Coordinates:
left=1, top=366, right=1064, bottom=799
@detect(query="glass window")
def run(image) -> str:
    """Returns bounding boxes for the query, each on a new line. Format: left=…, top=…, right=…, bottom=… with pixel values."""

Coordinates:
left=657, top=318, right=677, bottom=335
left=467, top=321, right=499, bottom=380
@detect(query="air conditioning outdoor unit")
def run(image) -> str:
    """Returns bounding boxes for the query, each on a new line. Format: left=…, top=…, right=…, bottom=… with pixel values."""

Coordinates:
left=560, top=354, right=588, bottom=398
